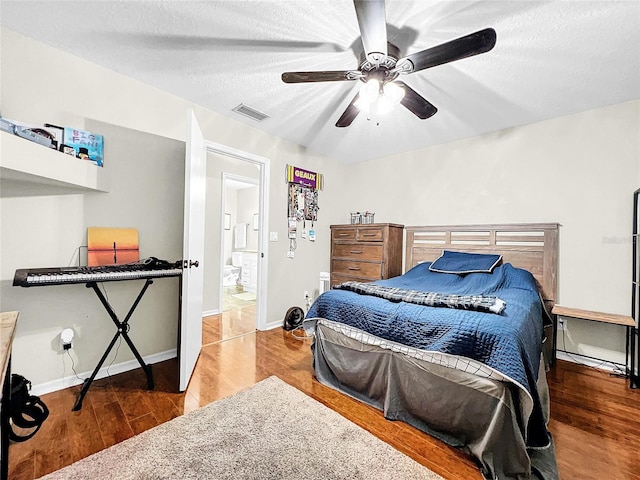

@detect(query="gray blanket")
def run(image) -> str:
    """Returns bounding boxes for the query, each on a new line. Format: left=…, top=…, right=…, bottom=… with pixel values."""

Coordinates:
left=334, top=280, right=506, bottom=314
left=306, top=318, right=559, bottom=480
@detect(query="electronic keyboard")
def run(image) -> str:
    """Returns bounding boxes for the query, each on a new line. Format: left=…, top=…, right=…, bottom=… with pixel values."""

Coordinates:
left=13, top=261, right=182, bottom=287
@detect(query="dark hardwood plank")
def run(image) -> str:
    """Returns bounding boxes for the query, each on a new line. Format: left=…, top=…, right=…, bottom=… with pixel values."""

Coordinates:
left=65, top=403, right=105, bottom=462
left=547, top=359, right=640, bottom=480
left=33, top=416, right=72, bottom=478
left=8, top=320, right=640, bottom=480
left=129, top=413, right=159, bottom=436
left=112, top=383, right=153, bottom=422
left=6, top=445, right=34, bottom=480
left=92, top=401, right=134, bottom=448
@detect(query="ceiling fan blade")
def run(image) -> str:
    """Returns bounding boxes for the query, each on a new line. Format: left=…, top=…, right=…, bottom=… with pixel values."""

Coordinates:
left=103, top=33, right=346, bottom=53
left=396, top=82, right=437, bottom=119
left=282, top=71, right=361, bottom=83
left=336, top=93, right=361, bottom=127
left=396, top=28, right=497, bottom=74
left=353, top=0, right=388, bottom=63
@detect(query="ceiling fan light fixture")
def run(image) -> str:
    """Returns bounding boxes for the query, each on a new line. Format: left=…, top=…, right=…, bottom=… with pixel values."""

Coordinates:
left=354, top=79, right=380, bottom=112
left=383, top=81, right=405, bottom=104
left=361, top=79, right=381, bottom=103
left=355, top=79, right=405, bottom=115
left=376, top=92, right=399, bottom=115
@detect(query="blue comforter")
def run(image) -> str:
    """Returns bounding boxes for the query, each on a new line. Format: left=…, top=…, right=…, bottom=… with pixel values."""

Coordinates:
left=307, top=262, right=549, bottom=445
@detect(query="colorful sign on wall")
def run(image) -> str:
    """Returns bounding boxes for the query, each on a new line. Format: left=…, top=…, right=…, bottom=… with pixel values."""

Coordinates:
left=286, top=164, right=323, bottom=190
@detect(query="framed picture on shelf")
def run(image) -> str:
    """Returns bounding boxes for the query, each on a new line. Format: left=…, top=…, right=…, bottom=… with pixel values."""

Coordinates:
left=63, top=126, right=105, bottom=167
left=253, top=213, right=259, bottom=231
left=224, top=213, right=231, bottom=230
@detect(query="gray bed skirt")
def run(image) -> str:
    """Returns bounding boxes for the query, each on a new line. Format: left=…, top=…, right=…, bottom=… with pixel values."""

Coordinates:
left=304, top=318, right=558, bottom=480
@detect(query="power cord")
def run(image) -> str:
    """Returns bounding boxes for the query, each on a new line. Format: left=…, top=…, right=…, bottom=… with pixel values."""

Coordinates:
left=66, top=349, right=84, bottom=382
left=62, top=333, right=123, bottom=390
left=86, top=336, right=123, bottom=389
left=291, top=295, right=314, bottom=340
left=67, top=245, right=88, bottom=267
left=291, top=326, right=313, bottom=340
left=559, top=328, right=626, bottom=377
left=101, top=336, right=123, bottom=387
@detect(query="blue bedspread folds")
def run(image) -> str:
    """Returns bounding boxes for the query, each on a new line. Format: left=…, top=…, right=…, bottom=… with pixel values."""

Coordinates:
left=306, top=262, right=550, bottom=447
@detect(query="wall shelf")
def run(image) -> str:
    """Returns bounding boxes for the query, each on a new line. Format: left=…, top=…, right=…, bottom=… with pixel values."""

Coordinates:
left=0, top=130, right=109, bottom=197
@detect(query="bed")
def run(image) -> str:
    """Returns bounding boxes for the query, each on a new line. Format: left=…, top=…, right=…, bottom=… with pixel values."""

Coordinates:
left=304, top=223, right=559, bottom=480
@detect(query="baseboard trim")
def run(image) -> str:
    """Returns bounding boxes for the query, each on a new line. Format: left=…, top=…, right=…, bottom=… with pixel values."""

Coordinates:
left=32, top=349, right=177, bottom=396
left=264, top=320, right=283, bottom=331
left=556, top=350, right=625, bottom=373
left=202, top=309, right=220, bottom=317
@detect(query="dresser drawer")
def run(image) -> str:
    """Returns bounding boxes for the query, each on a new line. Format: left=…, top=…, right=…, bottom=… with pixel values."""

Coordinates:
left=356, top=227, right=384, bottom=242
left=332, top=243, right=383, bottom=261
left=331, top=259, right=382, bottom=279
left=332, top=228, right=356, bottom=241
left=330, top=273, right=375, bottom=287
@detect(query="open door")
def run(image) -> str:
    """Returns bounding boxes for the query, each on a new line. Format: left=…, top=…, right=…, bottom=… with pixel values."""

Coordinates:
left=179, top=110, right=206, bottom=391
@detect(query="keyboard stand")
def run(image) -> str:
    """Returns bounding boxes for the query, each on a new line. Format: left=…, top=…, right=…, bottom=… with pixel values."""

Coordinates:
left=73, top=279, right=155, bottom=411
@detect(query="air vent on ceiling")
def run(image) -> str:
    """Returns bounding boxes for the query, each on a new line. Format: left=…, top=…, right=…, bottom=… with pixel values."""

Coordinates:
left=232, top=104, right=270, bottom=122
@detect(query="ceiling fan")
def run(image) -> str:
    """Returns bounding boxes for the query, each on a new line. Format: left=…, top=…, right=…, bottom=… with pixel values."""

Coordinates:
left=281, top=0, right=496, bottom=127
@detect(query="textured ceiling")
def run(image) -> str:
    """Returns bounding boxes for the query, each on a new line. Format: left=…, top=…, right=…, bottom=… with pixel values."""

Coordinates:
left=1, top=1, right=639, bottom=164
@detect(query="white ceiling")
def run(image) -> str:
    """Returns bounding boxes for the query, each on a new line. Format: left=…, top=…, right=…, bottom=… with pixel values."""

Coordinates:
left=1, top=1, right=639, bottom=164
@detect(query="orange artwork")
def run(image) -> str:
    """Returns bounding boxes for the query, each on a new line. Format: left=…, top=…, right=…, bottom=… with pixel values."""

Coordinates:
left=87, top=227, right=139, bottom=266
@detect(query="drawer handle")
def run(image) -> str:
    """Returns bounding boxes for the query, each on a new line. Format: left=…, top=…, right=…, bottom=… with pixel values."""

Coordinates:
left=362, top=233, right=377, bottom=237
left=338, top=233, right=350, bottom=237
left=350, top=250, right=363, bottom=254
left=348, top=267, right=361, bottom=271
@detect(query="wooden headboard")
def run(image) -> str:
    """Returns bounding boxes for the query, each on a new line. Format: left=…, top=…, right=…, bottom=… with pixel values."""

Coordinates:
left=405, top=223, right=559, bottom=305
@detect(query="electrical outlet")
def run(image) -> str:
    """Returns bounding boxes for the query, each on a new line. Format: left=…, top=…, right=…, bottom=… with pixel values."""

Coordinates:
left=558, top=318, right=566, bottom=331
left=61, top=328, right=74, bottom=350
left=304, top=290, right=310, bottom=299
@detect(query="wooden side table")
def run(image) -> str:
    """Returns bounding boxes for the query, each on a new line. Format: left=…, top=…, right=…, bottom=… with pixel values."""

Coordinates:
left=552, top=305, right=636, bottom=387
left=0, top=311, right=18, bottom=480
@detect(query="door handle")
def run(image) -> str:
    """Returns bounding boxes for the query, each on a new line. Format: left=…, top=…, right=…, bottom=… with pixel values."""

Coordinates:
left=183, top=260, right=200, bottom=268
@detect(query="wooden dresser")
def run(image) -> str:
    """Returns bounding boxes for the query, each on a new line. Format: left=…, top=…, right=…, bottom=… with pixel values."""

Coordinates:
left=330, top=223, right=404, bottom=287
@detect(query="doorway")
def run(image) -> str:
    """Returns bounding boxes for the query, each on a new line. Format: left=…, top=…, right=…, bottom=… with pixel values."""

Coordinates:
left=218, top=174, right=259, bottom=341
left=200, top=150, right=268, bottom=346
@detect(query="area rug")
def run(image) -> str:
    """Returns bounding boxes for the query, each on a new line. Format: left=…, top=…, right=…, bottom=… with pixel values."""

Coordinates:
left=40, top=376, right=443, bottom=479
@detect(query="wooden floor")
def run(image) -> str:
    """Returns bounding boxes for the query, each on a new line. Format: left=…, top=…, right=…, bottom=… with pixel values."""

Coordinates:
left=202, top=303, right=256, bottom=345
left=8, top=317, right=640, bottom=480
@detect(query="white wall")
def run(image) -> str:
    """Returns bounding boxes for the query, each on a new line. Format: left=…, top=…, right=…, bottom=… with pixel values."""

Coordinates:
left=0, top=29, right=346, bottom=391
left=342, top=100, right=640, bottom=364
left=237, top=186, right=259, bottom=252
